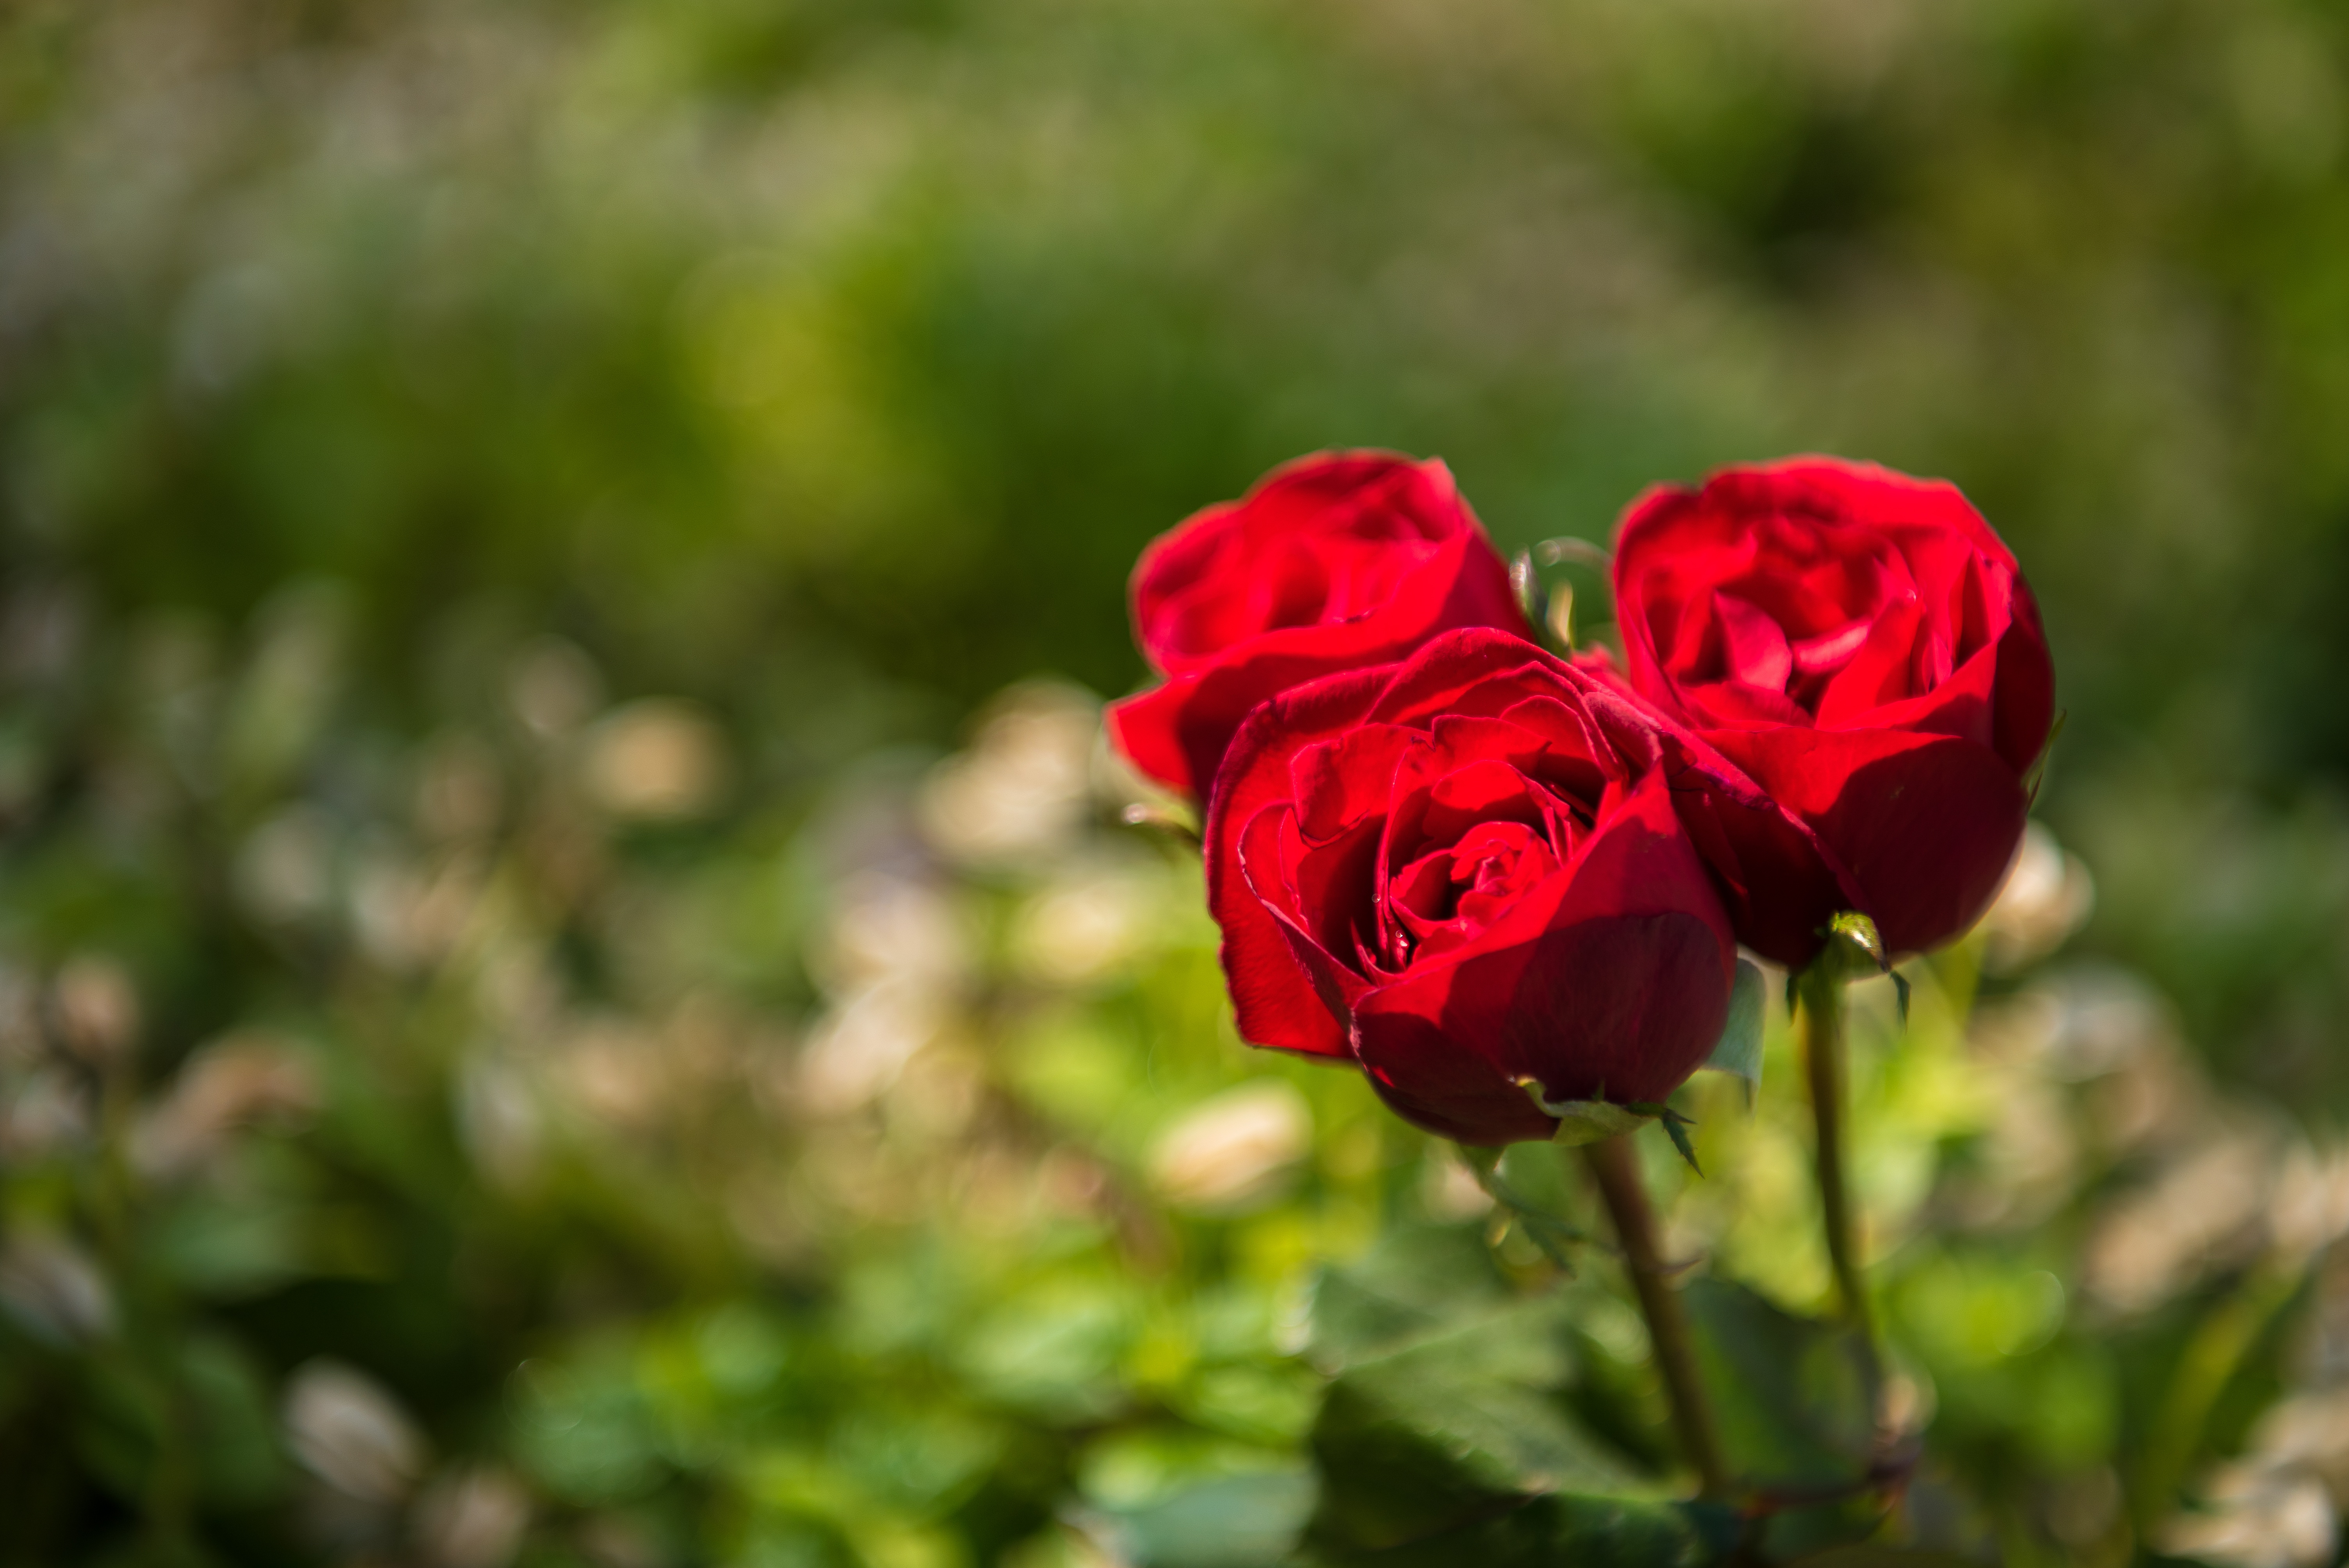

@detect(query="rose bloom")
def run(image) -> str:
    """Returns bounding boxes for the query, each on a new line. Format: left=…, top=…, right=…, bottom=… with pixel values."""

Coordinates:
left=1108, top=452, right=1527, bottom=800
left=1611, top=457, right=2055, bottom=963
left=1205, top=627, right=1773, bottom=1145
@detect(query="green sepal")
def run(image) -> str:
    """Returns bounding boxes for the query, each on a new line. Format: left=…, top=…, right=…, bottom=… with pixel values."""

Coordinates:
left=1701, top=958, right=1767, bottom=1099
left=1806, top=911, right=1893, bottom=988
left=1457, top=1142, right=1504, bottom=1181
left=1511, top=550, right=1549, bottom=645
left=1626, top=1104, right=1703, bottom=1178
left=1455, top=1142, right=1586, bottom=1270
left=1890, top=968, right=1911, bottom=1026
left=1513, top=1083, right=1701, bottom=1176
left=1828, top=911, right=1887, bottom=969
left=1535, top=1097, right=1652, bottom=1147
left=2021, top=707, right=2067, bottom=803
left=1534, top=536, right=1613, bottom=572
left=1118, top=799, right=1201, bottom=848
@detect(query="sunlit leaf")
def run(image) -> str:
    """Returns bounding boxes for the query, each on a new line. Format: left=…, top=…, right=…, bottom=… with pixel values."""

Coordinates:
left=1304, top=1222, right=1507, bottom=1374
left=1306, top=1298, right=1639, bottom=1552
left=1683, top=1279, right=1873, bottom=1487
left=1092, top=1466, right=1317, bottom=1568
left=1306, top=1491, right=1737, bottom=1567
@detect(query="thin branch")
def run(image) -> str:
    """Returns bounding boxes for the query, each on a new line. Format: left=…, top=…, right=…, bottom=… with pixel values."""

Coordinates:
left=1582, top=1134, right=1731, bottom=1500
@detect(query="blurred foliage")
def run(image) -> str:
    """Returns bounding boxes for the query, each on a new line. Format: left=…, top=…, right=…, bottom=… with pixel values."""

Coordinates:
left=9, top=0, right=2349, bottom=1098
left=10, top=0, right=2349, bottom=1563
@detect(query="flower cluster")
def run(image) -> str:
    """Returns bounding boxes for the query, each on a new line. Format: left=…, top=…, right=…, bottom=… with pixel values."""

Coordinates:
left=1111, top=453, right=2055, bottom=1144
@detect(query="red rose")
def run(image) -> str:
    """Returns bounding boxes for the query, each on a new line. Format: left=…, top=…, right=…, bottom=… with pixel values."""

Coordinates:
left=1107, top=452, right=1527, bottom=800
left=1611, top=457, right=2056, bottom=964
left=1205, top=627, right=1743, bottom=1145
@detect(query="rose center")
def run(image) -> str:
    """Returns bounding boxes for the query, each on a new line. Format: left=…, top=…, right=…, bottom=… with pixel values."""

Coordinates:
left=1390, top=820, right=1558, bottom=949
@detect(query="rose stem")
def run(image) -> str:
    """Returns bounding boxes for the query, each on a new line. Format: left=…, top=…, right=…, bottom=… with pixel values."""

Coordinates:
left=1797, top=967, right=1884, bottom=1405
left=1583, top=1134, right=1731, bottom=1499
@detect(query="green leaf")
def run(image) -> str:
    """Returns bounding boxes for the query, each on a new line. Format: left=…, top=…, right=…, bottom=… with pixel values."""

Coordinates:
left=1701, top=958, right=1768, bottom=1095
left=1454, top=1144, right=1592, bottom=1271
left=1783, top=1550, right=1988, bottom=1568
left=1305, top=1223, right=1510, bottom=1374
left=1306, top=1299, right=1639, bottom=1552
left=1682, top=1279, right=1873, bottom=1491
left=1306, top=1491, right=1739, bottom=1567
left=71, top=1354, right=169, bottom=1503
left=180, top=1331, right=286, bottom=1507
left=1682, top=1279, right=1885, bottom=1557
left=1093, top=1467, right=1318, bottom=1568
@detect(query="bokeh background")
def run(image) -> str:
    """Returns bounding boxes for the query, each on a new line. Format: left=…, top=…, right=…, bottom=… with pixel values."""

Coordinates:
left=8, top=1, right=2349, bottom=1564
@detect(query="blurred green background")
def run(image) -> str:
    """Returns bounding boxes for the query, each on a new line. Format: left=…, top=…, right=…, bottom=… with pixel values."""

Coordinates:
left=8, top=0, right=2349, bottom=1564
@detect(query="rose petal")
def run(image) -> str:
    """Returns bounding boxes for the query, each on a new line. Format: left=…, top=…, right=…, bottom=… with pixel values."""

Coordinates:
left=1813, top=597, right=1928, bottom=723
left=1991, top=581, right=2057, bottom=776
left=1231, top=803, right=1379, bottom=1052
left=1350, top=775, right=1733, bottom=1142
left=1290, top=723, right=1416, bottom=844
left=1114, top=453, right=1526, bottom=795
left=1715, top=590, right=1795, bottom=691
left=1204, top=665, right=1392, bottom=1057
left=1707, top=725, right=2028, bottom=958
left=1365, top=627, right=1559, bottom=726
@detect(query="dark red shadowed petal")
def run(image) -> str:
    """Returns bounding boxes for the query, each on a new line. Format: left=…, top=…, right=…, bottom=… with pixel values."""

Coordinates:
left=1349, top=773, right=1734, bottom=1145
left=1991, top=580, right=2056, bottom=777
left=1707, top=725, right=2028, bottom=959
left=1348, top=1032, right=1562, bottom=1145
left=1573, top=655, right=1865, bottom=968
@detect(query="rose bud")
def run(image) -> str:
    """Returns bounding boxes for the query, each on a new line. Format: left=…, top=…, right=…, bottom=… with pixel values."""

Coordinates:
left=1107, top=452, right=1528, bottom=801
left=1204, top=627, right=1745, bottom=1146
left=1610, top=457, right=2056, bottom=964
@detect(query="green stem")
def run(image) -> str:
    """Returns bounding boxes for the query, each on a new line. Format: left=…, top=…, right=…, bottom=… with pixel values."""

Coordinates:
left=1583, top=1134, right=1732, bottom=1500
left=1798, top=968, right=1882, bottom=1408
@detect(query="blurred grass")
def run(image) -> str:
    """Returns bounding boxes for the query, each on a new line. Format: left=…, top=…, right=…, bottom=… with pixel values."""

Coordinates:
left=9, top=0, right=2349, bottom=1563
